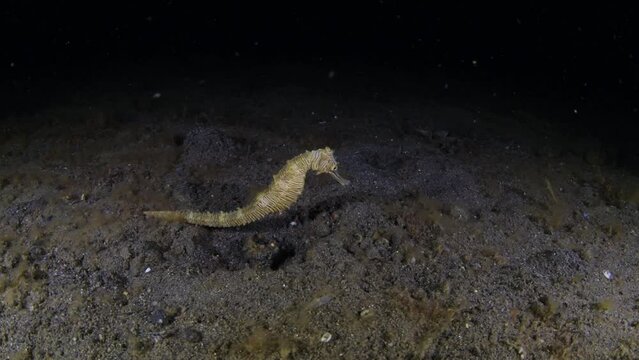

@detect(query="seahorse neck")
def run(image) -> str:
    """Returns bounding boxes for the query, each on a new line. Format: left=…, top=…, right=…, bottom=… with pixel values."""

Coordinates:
left=305, top=149, right=321, bottom=172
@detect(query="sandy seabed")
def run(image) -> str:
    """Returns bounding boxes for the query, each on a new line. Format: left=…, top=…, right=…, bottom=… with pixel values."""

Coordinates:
left=1, top=68, right=638, bottom=359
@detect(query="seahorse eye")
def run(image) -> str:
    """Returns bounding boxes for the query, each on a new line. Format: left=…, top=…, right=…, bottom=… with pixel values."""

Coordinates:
left=331, top=164, right=337, bottom=171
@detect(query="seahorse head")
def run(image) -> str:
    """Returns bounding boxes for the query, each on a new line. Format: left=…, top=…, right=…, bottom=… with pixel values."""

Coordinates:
left=311, top=147, right=350, bottom=186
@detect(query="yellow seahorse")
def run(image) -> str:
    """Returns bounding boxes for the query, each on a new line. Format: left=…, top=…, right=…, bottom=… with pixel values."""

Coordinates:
left=144, top=147, right=349, bottom=227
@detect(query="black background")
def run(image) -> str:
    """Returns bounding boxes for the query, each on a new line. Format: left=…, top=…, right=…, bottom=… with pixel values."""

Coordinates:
left=2, top=1, right=638, bottom=146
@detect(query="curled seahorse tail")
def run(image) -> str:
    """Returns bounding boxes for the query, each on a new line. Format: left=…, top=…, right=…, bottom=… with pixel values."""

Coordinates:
left=144, top=210, right=188, bottom=223
left=144, top=209, right=244, bottom=227
left=182, top=208, right=257, bottom=227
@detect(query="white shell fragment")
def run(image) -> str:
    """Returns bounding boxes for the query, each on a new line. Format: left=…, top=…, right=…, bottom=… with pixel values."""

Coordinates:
left=320, top=332, right=332, bottom=343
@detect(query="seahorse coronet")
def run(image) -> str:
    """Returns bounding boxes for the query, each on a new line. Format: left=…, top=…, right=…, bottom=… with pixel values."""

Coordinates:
left=144, top=147, right=349, bottom=227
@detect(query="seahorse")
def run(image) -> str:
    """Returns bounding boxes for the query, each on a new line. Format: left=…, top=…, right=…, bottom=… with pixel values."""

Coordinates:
left=144, top=147, right=349, bottom=227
